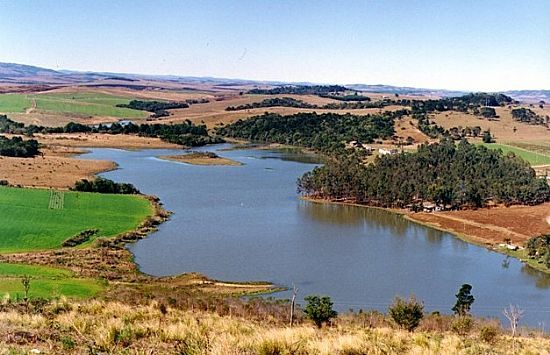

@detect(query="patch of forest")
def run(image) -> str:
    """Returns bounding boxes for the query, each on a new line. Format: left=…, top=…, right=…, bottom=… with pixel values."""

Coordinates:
left=116, top=98, right=209, bottom=118
left=72, top=177, right=140, bottom=194
left=0, top=135, right=39, bottom=157
left=248, top=85, right=348, bottom=95
left=318, top=93, right=371, bottom=101
left=298, top=139, right=549, bottom=208
left=511, top=108, right=549, bottom=126
left=216, top=111, right=404, bottom=151
left=226, top=97, right=394, bottom=111
left=226, top=97, right=316, bottom=111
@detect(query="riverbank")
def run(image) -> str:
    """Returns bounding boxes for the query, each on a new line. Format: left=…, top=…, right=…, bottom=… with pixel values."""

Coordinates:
left=159, top=151, right=242, bottom=166
left=0, top=190, right=278, bottom=300
left=302, top=197, right=550, bottom=275
left=0, top=133, right=180, bottom=189
left=0, top=140, right=280, bottom=301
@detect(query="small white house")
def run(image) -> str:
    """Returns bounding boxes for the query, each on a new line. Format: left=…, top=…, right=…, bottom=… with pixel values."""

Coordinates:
left=379, top=148, right=398, bottom=155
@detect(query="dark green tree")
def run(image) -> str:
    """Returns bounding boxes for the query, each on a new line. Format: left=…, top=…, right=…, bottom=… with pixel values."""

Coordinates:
left=388, top=296, right=424, bottom=331
left=303, top=295, right=337, bottom=328
left=482, top=130, right=494, bottom=143
left=452, top=284, right=475, bottom=316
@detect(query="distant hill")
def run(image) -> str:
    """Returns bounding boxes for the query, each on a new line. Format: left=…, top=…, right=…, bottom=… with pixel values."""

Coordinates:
left=0, top=62, right=547, bottom=102
left=503, top=90, right=550, bottom=103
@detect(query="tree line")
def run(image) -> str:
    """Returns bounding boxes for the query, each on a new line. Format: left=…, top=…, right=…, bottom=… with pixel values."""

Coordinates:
left=225, top=96, right=390, bottom=111
left=318, top=93, right=371, bottom=101
left=248, top=85, right=348, bottom=95
left=117, top=100, right=188, bottom=118
left=297, top=139, right=549, bottom=208
left=216, top=111, right=402, bottom=152
left=72, top=177, right=140, bottom=194
left=0, top=115, right=223, bottom=148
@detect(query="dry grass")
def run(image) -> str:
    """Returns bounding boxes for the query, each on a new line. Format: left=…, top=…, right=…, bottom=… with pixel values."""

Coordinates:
left=32, top=132, right=180, bottom=150
left=430, top=107, right=550, bottom=146
left=0, top=299, right=548, bottom=354
left=0, top=149, right=115, bottom=189
left=0, top=133, right=179, bottom=188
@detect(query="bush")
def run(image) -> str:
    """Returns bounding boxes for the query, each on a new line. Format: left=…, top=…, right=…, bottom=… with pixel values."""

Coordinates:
left=388, top=296, right=424, bottom=332
left=479, top=324, right=499, bottom=344
left=303, top=295, right=337, bottom=328
left=451, top=316, right=474, bottom=336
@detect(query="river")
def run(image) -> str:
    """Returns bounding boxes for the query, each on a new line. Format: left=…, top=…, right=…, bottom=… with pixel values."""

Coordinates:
left=82, top=144, right=550, bottom=327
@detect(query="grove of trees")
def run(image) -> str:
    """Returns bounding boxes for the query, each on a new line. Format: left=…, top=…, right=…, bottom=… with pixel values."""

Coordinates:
left=297, top=139, right=550, bottom=208
left=0, top=135, right=39, bottom=157
left=72, top=177, right=140, bottom=194
left=216, top=111, right=402, bottom=152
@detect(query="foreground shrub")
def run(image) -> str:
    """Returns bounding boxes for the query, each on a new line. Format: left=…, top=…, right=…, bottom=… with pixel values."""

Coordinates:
left=388, top=296, right=424, bottom=332
left=303, top=295, right=337, bottom=328
left=451, top=316, right=474, bottom=336
left=479, top=324, right=499, bottom=344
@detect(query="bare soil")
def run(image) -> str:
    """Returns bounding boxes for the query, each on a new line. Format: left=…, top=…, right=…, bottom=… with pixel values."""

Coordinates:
left=407, top=203, right=550, bottom=246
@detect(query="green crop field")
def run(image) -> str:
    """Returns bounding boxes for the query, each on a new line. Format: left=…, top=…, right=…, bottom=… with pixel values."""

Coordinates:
left=0, top=262, right=104, bottom=299
left=0, top=92, right=149, bottom=118
left=481, top=143, right=550, bottom=165
left=0, top=94, right=32, bottom=112
left=0, top=186, right=153, bottom=253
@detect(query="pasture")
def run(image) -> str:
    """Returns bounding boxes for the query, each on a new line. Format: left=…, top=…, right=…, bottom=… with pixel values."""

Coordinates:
left=0, top=93, right=30, bottom=112
left=0, top=186, right=153, bottom=252
left=0, top=262, right=104, bottom=298
left=0, top=91, right=148, bottom=118
left=481, top=143, right=550, bottom=165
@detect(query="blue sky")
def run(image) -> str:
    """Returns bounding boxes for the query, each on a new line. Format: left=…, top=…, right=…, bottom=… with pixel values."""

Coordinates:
left=0, top=0, right=549, bottom=91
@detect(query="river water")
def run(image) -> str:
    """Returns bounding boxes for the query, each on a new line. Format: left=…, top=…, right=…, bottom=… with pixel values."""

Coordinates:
left=82, top=144, right=550, bottom=327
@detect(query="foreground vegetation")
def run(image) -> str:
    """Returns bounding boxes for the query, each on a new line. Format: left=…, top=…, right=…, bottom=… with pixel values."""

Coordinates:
left=0, top=298, right=547, bottom=354
left=0, top=186, right=152, bottom=252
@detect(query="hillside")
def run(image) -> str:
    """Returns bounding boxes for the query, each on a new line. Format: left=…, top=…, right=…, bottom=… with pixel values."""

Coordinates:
left=1, top=299, right=548, bottom=354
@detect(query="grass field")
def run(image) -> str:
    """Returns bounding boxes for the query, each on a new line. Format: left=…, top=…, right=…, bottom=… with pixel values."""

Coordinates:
left=0, top=262, right=104, bottom=299
left=0, top=92, right=148, bottom=118
left=481, top=143, right=550, bottom=165
left=0, top=93, right=31, bottom=112
left=507, top=141, right=550, bottom=157
left=0, top=186, right=153, bottom=253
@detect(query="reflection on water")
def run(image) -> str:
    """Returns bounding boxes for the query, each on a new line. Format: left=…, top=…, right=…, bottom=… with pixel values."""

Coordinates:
left=80, top=144, right=550, bottom=327
left=522, top=265, right=550, bottom=288
left=299, top=202, right=413, bottom=238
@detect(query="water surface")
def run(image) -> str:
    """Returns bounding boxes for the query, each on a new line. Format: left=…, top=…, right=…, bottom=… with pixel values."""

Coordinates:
left=82, top=145, right=550, bottom=327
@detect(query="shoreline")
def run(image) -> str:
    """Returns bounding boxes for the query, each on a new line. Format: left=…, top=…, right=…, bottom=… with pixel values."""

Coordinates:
left=301, top=196, right=550, bottom=275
